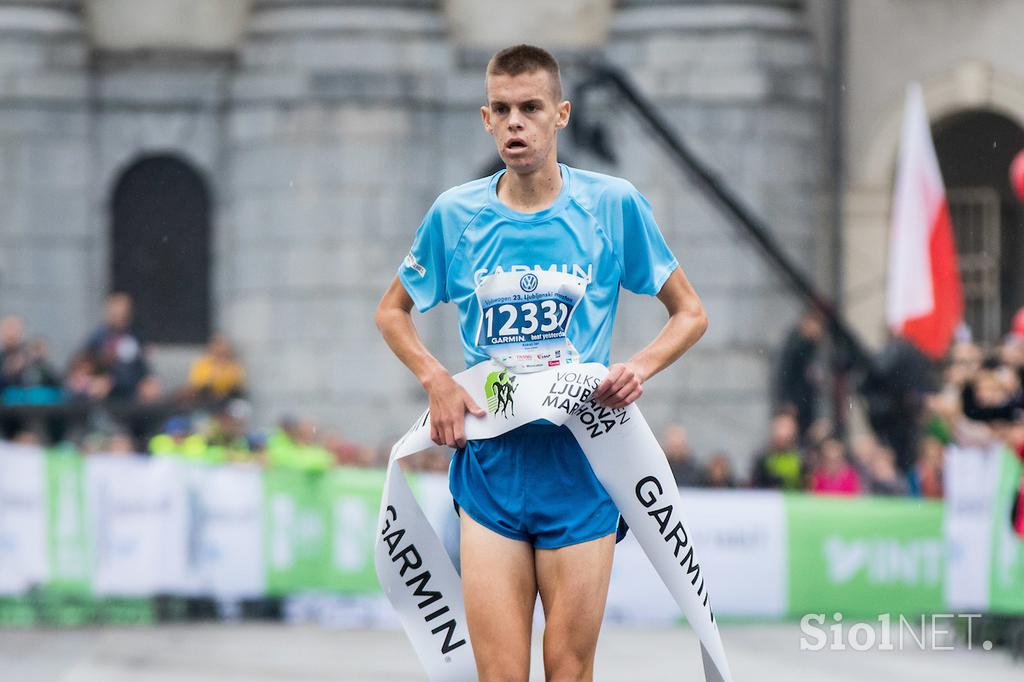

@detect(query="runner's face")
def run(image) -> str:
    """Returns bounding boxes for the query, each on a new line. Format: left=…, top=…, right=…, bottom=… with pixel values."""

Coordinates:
left=482, top=70, right=569, bottom=174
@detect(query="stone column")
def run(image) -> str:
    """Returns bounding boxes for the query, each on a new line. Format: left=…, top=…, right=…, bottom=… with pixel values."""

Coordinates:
left=0, top=0, right=90, bottom=359
left=84, top=0, right=251, bottom=51
left=443, top=0, right=613, bottom=50
left=602, top=0, right=826, bottom=461
left=227, top=1, right=453, bottom=441
left=76, top=1, right=249, bottom=382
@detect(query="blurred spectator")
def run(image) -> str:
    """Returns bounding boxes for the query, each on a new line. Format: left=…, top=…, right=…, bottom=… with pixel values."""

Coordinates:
left=78, top=428, right=136, bottom=455
left=204, top=399, right=254, bottom=463
left=809, top=438, right=861, bottom=496
left=908, top=435, right=944, bottom=498
left=324, top=431, right=362, bottom=467
left=851, top=434, right=908, bottom=496
left=1, top=318, right=63, bottom=440
left=18, top=338, right=62, bottom=393
left=850, top=432, right=879, bottom=472
left=1, top=316, right=28, bottom=438
left=865, top=446, right=908, bottom=496
left=750, top=413, right=806, bottom=491
left=774, top=309, right=825, bottom=440
left=701, top=452, right=736, bottom=488
left=924, top=388, right=958, bottom=445
left=267, top=416, right=333, bottom=471
left=0, top=321, right=60, bottom=396
left=186, top=333, right=246, bottom=401
left=247, top=431, right=269, bottom=463
left=862, top=333, right=939, bottom=472
left=804, top=416, right=834, bottom=450
left=999, top=335, right=1024, bottom=403
left=80, top=432, right=108, bottom=456
left=77, top=293, right=161, bottom=402
left=945, top=341, right=983, bottom=390
left=64, top=353, right=113, bottom=402
left=12, top=430, right=40, bottom=446
left=0, top=315, right=26, bottom=392
left=149, top=416, right=208, bottom=460
left=1, top=313, right=27, bottom=436
left=662, top=424, right=701, bottom=487
left=960, top=355, right=1023, bottom=423
left=105, top=431, right=137, bottom=455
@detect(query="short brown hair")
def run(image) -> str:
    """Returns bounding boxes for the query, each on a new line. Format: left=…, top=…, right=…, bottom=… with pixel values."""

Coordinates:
left=486, top=44, right=562, bottom=101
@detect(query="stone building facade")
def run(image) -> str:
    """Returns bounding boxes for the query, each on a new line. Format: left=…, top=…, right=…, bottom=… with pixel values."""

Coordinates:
left=8, top=0, right=1016, bottom=466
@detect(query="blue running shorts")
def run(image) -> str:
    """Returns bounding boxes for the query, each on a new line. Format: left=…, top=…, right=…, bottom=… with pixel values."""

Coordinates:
left=449, top=422, right=620, bottom=549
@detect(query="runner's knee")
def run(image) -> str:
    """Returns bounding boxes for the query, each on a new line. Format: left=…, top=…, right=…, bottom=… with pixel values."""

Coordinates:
left=476, top=655, right=530, bottom=682
left=543, top=623, right=597, bottom=682
left=543, top=646, right=592, bottom=682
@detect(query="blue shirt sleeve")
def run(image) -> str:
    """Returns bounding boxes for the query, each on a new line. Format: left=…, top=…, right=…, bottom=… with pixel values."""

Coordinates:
left=397, top=197, right=449, bottom=312
left=616, top=184, right=678, bottom=295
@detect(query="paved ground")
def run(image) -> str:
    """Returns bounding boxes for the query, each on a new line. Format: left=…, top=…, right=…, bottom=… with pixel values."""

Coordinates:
left=1, top=623, right=1021, bottom=681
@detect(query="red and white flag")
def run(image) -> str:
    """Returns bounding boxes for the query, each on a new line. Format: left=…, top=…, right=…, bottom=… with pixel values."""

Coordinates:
left=886, top=83, right=963, bottom=358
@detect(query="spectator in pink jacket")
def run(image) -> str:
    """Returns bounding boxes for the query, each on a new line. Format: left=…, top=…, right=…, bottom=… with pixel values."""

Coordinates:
left=810, top=437, right=861, bottom=496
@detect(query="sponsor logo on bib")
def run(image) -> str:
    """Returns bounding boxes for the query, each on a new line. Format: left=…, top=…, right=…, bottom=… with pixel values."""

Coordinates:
left=519, top=273, right=538, bottom=292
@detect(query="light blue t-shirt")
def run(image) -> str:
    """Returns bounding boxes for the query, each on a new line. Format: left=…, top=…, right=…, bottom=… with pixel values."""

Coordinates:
left=398, top=163, right=678, bottom=369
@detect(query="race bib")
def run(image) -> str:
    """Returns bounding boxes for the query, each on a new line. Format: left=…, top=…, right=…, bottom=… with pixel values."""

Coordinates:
left=474, top=270, right=586, bottom=373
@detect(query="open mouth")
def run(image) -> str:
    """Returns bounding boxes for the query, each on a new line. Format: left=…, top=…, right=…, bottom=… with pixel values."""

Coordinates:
left=505, top=138, right=527, bottom=150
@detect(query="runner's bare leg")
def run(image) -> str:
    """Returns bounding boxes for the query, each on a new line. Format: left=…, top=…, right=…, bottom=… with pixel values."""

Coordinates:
left=536, top=533, right=615, bottom=682
left=460, top=511, right=537, bottom=682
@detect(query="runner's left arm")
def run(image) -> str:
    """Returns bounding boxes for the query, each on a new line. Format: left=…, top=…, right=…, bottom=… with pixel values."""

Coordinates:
left=592, top=267, right=707, bottom=408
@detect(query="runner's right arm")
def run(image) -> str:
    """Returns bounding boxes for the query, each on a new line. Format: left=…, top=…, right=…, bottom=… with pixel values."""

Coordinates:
left=375, top=276, right=485, bottom=449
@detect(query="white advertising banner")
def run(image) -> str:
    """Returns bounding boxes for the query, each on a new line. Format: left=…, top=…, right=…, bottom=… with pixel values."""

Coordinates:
left=0, top=443, right=47, bottom=595
left=607, top=488, right=787, bottom=622
left=183, top=463, right=265, bottom=598
left=944, top=444, right=1003, bottom=610
left=85, top=455, right=189, bottom=596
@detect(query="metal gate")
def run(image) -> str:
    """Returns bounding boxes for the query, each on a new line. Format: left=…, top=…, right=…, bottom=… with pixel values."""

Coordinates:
left=948, top=187, right=1001, bottom=346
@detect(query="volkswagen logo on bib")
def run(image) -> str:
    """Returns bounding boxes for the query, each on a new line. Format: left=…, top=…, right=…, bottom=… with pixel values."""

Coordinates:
left=519, top=273, right=538, bottom=292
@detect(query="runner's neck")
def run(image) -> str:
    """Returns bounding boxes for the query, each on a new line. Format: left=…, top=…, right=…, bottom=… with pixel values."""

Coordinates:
left=496, top=159, right=563, bottom=214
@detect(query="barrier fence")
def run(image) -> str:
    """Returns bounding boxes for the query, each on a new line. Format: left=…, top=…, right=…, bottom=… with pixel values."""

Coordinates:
left=1, top=442, right=1022, bottom=626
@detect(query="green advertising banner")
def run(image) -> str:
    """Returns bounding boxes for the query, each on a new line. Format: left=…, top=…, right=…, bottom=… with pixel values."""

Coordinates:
left=786, top=495, right=945, bottom=617
left=45, top=450, right=91, bottom=595
left=989, top=451, right=1024, bottom=613
left=263, top=469, right=333, bottom=594
left=322, top=466, right=387, bottom=594
left=262, top=466, right=390, bottom=595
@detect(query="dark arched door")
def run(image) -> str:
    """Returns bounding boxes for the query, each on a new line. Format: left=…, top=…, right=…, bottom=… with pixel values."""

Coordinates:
left=934, top=111, right=1024, bottom=344
left=111, top=155, right=211, bottom=345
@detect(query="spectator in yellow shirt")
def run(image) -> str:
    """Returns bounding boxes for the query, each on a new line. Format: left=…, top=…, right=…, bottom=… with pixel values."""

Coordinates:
left=187, top=333, right=246, bottom=401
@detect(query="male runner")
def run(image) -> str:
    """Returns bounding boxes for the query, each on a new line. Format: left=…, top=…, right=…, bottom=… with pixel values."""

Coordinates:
left=375, top=45, right=708, bottom=682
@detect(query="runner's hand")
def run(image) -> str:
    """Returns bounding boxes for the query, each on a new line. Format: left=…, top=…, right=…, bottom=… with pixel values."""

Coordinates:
left=425, top=371, right=486, bottom=449
left=593, top=362, right=644, bottom=409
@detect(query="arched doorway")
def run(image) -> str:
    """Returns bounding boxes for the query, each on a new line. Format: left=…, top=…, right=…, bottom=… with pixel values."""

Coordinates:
left=110, top=155, right=211, bottom=345
left=933, top=111, right=1024, bottom=345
